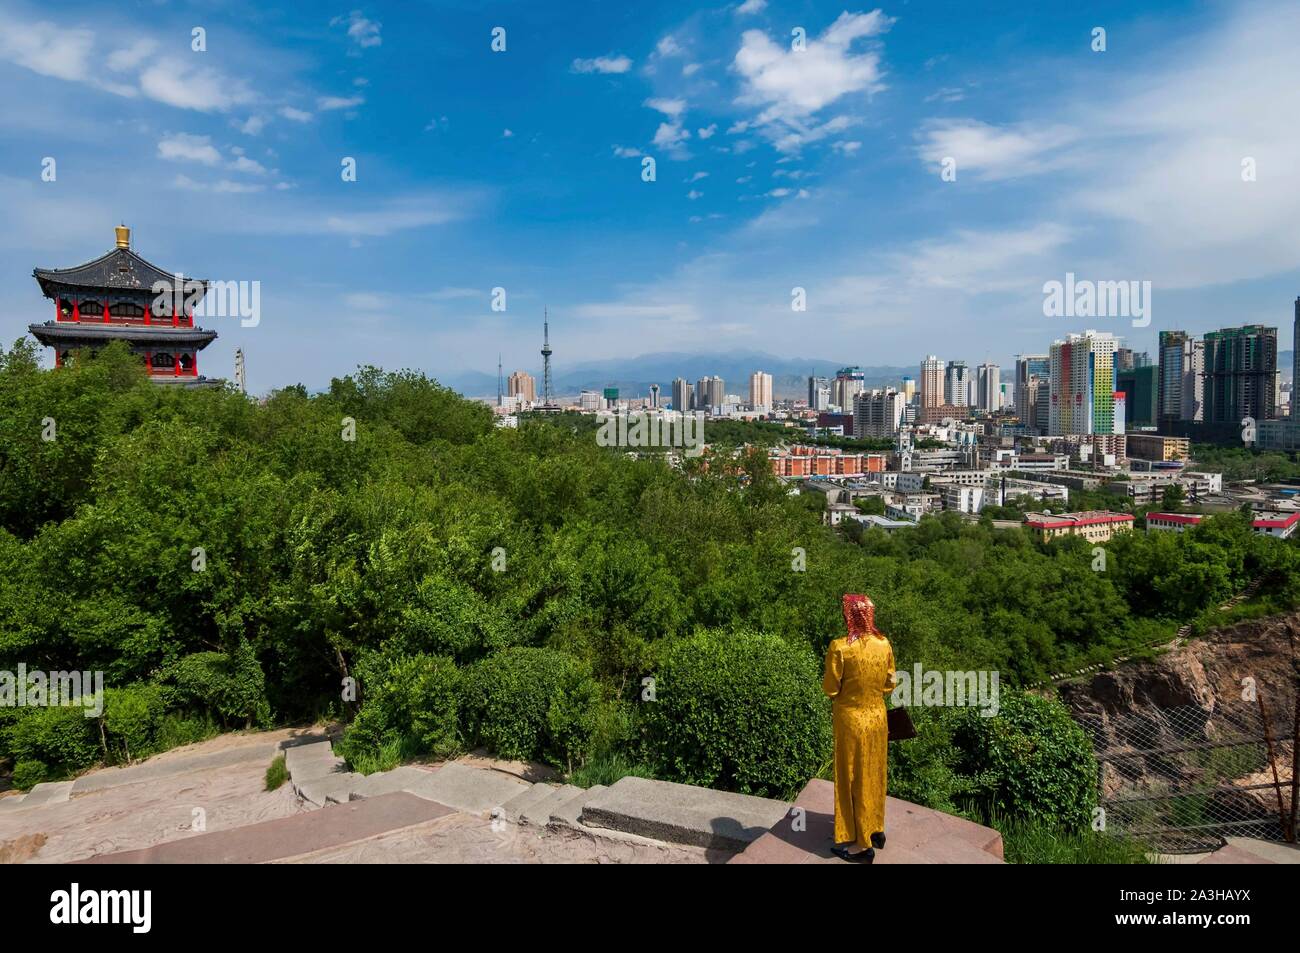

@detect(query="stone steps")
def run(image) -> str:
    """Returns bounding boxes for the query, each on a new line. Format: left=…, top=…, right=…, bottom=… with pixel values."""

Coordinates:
left=580, top=776, right=789, bottom=851
left=548, top=784, right=607, bottom=829
left=499, top=782, right=558, bottom=823
left=520, top=783, right=580, bottom=826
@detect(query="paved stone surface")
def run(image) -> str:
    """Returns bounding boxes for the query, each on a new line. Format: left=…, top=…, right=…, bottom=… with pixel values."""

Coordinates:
left=273, top=810, right=715, bottom=864
left=16, top=781, right=74, bottom=808
left=549, top=785, right=605, bottom=829
left=1220, top=837, right=1300, bottom=864
left=348, top=765, right=440, bottom=801
left=500, top=782, right=555, bottom=822
left=521, top=783, right=580, bottom=826
left=731, top=779, right=1005, bottom=864
left=71, top=740, right=281, bottom=795
left=400, top=761, right=532, bottom=815
left=295, top=771, right=364, bottom=808
left=283, top=740, right=345, bottom=783
left=80, top=792, right=454, bottom=863
left=582, top=776, right=790, bottom=851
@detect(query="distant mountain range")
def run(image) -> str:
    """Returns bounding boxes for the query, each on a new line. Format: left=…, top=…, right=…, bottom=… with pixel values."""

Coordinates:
left=445, top=350, right=917, bottom=401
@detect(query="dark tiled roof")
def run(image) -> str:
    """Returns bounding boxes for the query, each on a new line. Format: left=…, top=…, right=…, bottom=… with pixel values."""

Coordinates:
left=33, top=246, right=206, bottom=295
left=27, top=322, right=217, bottom=349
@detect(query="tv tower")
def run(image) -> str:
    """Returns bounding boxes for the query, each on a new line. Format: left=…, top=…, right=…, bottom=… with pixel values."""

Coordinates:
left=497, top=352, right=503, bottom=407
left=234, top=347, right=246, bottom=394
left=541, top=308, right=554, bottom=408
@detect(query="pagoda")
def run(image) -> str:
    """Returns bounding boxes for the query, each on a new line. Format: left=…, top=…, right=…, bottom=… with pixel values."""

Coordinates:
left=28, top=226, right=218, bottom=385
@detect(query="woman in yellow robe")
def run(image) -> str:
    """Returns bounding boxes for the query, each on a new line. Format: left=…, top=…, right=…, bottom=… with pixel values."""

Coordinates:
left=822, top=593, right=895, bottom=862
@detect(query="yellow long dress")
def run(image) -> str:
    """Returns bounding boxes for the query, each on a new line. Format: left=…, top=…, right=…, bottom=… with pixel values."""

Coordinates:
left=822, top=635, right=896, bottom=848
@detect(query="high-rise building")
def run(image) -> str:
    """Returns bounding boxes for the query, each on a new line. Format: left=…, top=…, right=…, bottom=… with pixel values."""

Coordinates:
left=976, top=363, right=1000, bottom=412
left=1049, top=330, right=1119, bottom=435
left=649, top=383, right=660, bottom=408
left=1116, top=365, right=1159, bottom=429
left=807, top=375, right=829, bottom=410
left=1294, top=298, right=1300, bottom=419
left=853, top=389, right=906, bottom=438
left=672, top=377, right=692, bottom=412
left=749, top=371, right=773, bottom=412
left=833, top=367, right=865, bottom=411
left=944, top=360, right=970, bottom=407
left=696, top=375, right=724, bottom=412
left=901, top=376, right=916, bottom=404
left=1202, top=325, right=1278, bottom=425
left=1158, top=331, right=1204, bottom=428
left=1015, top=354, right=1050, bottom=429
left=508, top=370, right=537, bottom=403
left=920, top=355, right=944, bottom=409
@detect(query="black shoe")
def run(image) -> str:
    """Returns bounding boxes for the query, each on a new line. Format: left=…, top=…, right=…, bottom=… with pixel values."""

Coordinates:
left=861, top=846, right=875, bottom=863
left=871, top=831, right=886, bottom=849
left=831, top=845, right=855, bottom=861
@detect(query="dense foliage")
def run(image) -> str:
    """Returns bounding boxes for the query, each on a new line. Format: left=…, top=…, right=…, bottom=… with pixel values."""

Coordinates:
left=1, top=341, right=1296, bottom=837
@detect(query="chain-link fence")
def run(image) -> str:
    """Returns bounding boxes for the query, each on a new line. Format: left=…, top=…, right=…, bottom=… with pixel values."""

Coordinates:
left=1075, top=700, right=1296, bottom=854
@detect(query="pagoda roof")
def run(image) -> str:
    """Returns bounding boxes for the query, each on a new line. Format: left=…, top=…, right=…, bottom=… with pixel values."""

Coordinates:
left=33, top=245, right=206, bottom=297
left=27, top=322, right=217, bottom=349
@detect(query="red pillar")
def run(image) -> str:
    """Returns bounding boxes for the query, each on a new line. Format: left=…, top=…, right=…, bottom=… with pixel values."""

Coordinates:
left=72, top=299, right=80, bottom=322
left=103, top=301, right=110, bottom=323
left=144, top=298, right=151, bottom=326
left=174, top=353, right=180, bottom=377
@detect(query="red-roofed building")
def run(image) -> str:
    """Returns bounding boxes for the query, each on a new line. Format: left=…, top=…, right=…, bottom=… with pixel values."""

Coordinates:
left=1023, top=510, right=1135, bottom=543
left=1145, top=511, right=1300, bottom=540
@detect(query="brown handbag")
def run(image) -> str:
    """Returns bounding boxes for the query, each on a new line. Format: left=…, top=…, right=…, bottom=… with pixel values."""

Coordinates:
left=887, top=706, right=917, bottom=741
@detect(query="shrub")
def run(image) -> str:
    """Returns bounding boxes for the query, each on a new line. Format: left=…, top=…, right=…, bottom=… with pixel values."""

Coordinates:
left=101, top=683, right=167, bottom=763
left=170, top=642, right=271, bottom=728
left=154, top=713, right=219, bottom=751
left=640, top=628, right=831, bottom=798
left=461, top=647, right=599, bottom=769
left=264, top=754, right=288, bottom=791
left=12, top=759, right=48, bottom=790
left=4, top=705, right=99, bottom=778
left=341, top=653, right=462, bottom=763
left=949, top=688, right=1098, bottom=831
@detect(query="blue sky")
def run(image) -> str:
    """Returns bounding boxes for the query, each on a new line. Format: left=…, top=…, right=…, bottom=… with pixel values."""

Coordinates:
left=1, top=0, right=1296, bottom=394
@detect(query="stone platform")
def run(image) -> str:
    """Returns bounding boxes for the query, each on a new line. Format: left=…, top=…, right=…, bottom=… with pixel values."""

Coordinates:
left=730, top=779, right=1005, bottom=864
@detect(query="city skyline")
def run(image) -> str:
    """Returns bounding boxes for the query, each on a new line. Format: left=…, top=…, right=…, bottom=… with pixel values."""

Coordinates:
left=2, top=1, right=1299, bottom=394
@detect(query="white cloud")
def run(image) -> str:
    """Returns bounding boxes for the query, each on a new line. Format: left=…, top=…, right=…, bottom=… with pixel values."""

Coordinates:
left=915, top=118, right=1078, bottom=180
left=172, top=174, right=264, bottom=194
left=733, top=11, right=892, bottom=125
left=236, top=115, right=267, bottom=135
left=318, top=95, right=365, bottom=111
left=106, top=38, right=156, bottom=73
left=697, top=123, right=718, bottom=139
left=688, top=190, right=704, bottom=200
left=321, top=194, right=470, bottom=237
left=158, top=133, right=222, bottom=165
left=571, top=54, right=632, bottom=74
left=924, top=86, right=966, bottom=104
left=689, top=171, right=709, bottom=182
left=502, top=128, right=514, bottom=138
left=683, top=63, right=701, bottom=77
left=832, top=140, right=862, bottom=155
left=653, top=121, right=691, bottom=152
left=333, top=11, right=382, bottom=50
left=656, top=36, right=683, bottom=57
left=139, top=58, right=255, bottom=111
left=736, top=0, right=768, bottom=14
left=645, top=97, right=687, bottom=118
left=612, top=145, right=643, bottom=158
left=0, top=18, right=95, bottom=83
left=279, top=106, right=313, bottom=122
left=230, top=155, right=269, bottom=175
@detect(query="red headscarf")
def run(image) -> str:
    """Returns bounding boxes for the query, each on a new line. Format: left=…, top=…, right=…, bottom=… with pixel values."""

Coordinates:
left=843, top=593, right=877, bottom=641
